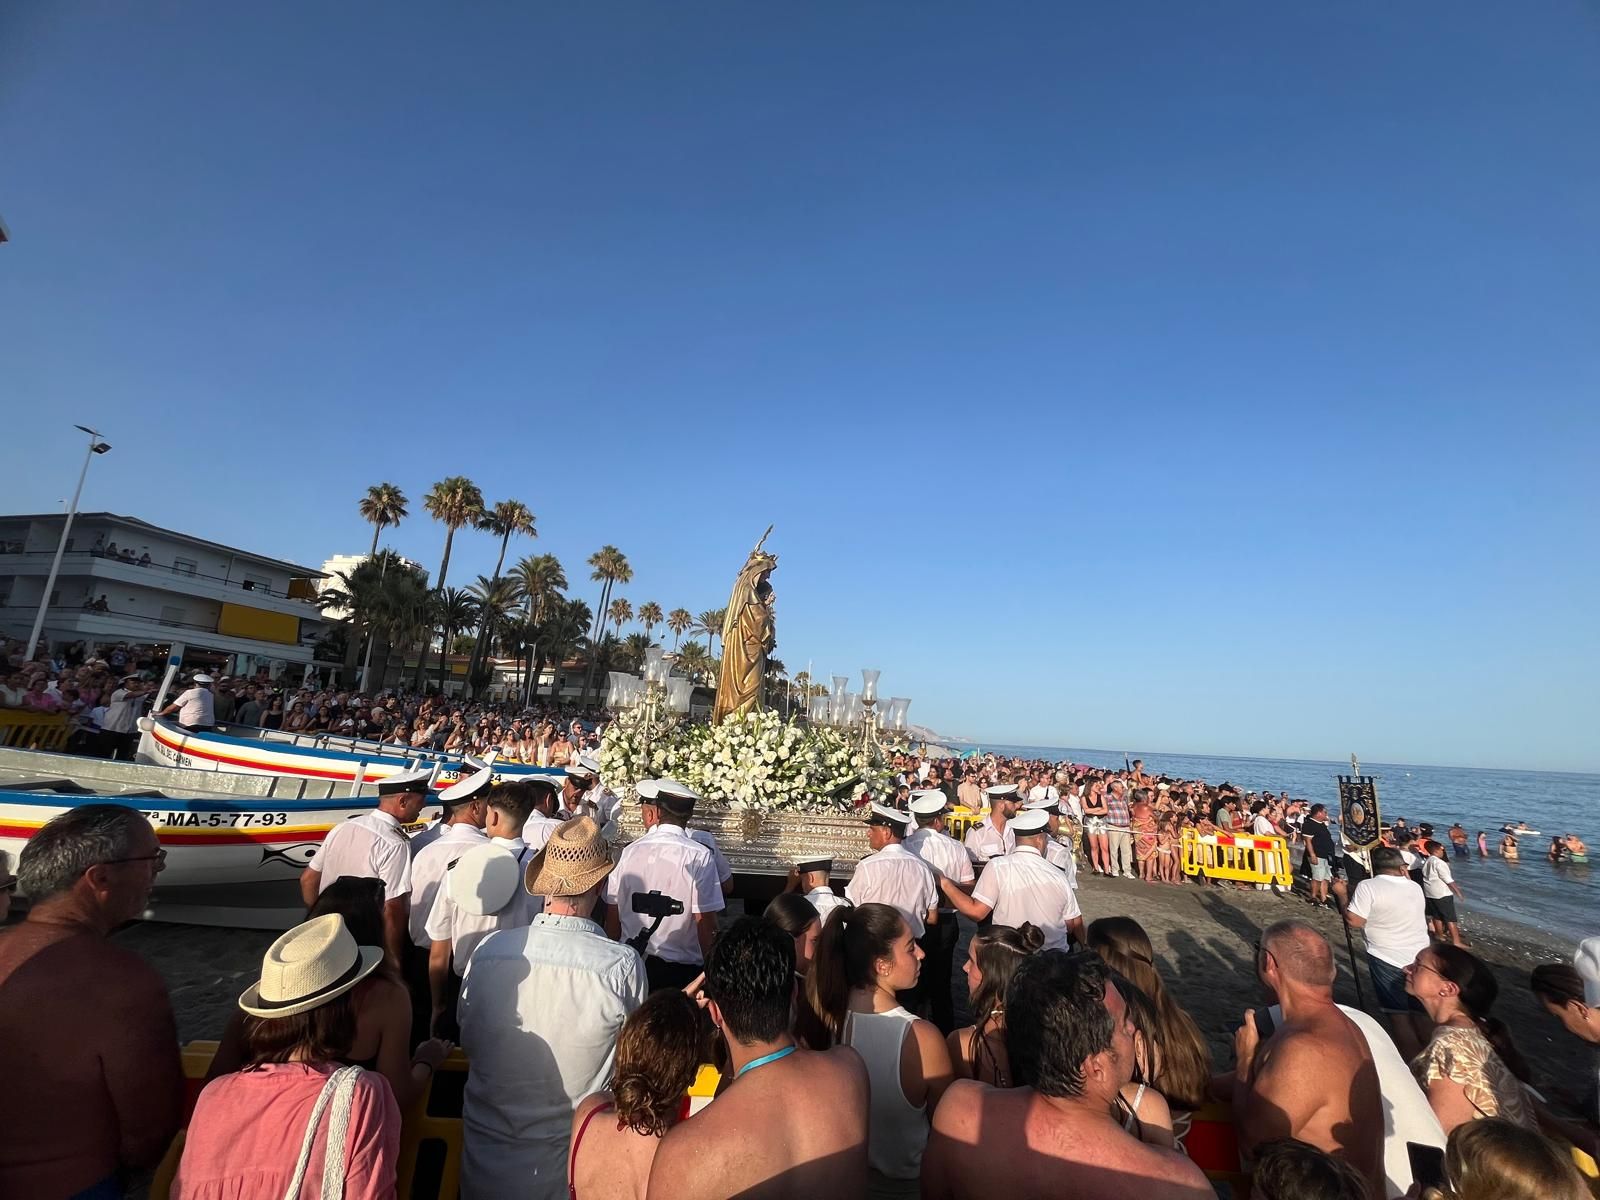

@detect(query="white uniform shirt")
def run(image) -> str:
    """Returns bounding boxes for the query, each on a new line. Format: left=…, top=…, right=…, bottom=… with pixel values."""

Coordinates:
left=424, top=837, right=542, bottom=973
left=174, top=686, right=214, bottom=727
left=603, top=823, right=726, bottom=964
left=521, top=810, right=563, bottom=854
left=844, top=842, right=938, bottom=938
left=689, top=829, right=734, bottom=884
left=1027, top=785, right=1060, bottom=807
left=805, top=886, right=851, bottom=922
left=902, top=827, right=975, bottom=903
left=407, top=822, right=487, bottom=947
left=1420, top=856, right=1456, bottom=900
left=315, top=810, right=412, bottom=902
left=1045, top=835, right=1079, bottom=891
left=972, top=846, right=1082, bottom=951
left=407, top=817, right=447, bottom=858
left=457, top=914, right=646, bottom=1200
left=963, top=816, right=1016, bottom=865
left=1348, top=875, right=1430, bottom=968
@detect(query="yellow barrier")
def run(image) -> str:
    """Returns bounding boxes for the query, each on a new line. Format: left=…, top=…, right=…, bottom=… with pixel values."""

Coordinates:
left=0, top=709, right=71, bottom=750
left=1181, top=828, right=1292, bottom=887
left=946, top=806, right=984, bottom=841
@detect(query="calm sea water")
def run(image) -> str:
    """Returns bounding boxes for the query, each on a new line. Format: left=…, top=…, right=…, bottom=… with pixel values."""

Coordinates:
left=961, top=743, right=1599, bottom=947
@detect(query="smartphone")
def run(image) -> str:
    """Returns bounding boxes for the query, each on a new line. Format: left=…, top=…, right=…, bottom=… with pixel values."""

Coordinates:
left=1407, top=1141, right=1446, bottom=1192
left=1252, top=1006, right=1276, bottom=1040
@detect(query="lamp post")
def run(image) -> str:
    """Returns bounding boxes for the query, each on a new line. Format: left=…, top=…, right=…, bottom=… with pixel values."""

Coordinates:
left=25, top=425, right=111, bottom=661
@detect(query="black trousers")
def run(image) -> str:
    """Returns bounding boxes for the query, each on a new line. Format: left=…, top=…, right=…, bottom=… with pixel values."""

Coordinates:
left=913, top=916, right=961, bottom=1034
left=402, top=944, right=431, bottom=1050
left=645, top=955, right=703, bottom=993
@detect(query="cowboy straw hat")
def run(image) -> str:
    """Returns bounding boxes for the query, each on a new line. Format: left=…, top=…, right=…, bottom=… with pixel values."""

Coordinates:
left=525, top=816, right=614, bottom=898
left=239, top=914, right=383, bottom=1019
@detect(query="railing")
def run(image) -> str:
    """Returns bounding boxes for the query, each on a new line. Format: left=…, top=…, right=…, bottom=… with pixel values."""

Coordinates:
left=0, top=548, right=318, bottom=602
left=0, top=710, right=72, bottom=750
left=73, top=605, right=220, bottom=633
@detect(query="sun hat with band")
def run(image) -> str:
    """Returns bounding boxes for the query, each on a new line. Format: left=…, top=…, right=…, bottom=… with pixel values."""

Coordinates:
left=239, top=913, right=383, bottom=1019
left=524, top=815, right=615, bottom=898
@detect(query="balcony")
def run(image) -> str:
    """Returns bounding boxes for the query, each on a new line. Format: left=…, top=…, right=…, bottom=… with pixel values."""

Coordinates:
left=0, top=549, right=324, bottom=618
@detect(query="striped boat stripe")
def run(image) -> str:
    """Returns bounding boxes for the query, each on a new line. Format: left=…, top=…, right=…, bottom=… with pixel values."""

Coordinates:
left=0, top=820, right=334, bottom=844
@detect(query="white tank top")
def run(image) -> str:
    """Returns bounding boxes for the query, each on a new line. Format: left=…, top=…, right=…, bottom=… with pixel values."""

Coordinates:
left=844, top=1007, right=927, bottom=1180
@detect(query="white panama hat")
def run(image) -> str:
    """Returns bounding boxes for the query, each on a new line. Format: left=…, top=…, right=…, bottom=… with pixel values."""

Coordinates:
left=239, top=914, right=383, bottom=1019
left=446, top=843, right=523, bottom=915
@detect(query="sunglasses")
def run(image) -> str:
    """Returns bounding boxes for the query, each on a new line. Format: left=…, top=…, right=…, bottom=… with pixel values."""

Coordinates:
left=100, top=849, right=168, bottom=867
left=0, top=877, right=17, bottom=894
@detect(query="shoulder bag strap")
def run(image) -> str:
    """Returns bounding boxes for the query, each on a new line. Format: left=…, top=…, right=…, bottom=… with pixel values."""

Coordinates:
left=317, top=1066, right=363, bottom=1198
left=280, top=1066, right=354, bottom=1200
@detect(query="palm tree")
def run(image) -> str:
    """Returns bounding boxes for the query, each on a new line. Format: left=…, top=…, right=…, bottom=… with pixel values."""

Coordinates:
left=414, top=476, right=486, bottom=688
left=582, top=546, right=632, bottom=702
left=536, top=598, right=590, bottom=702
left=694, top=607, right=727, bottom=657
left=637, top=601, right=663, bottom=643
left=465, top=574, right=523, bottom=696
left=321, top=553, right=431, bottom=690
left=666, top=607, right=693, bottom=651
left=481, top=499, right=536, bottom=582
left=358, top=483, right=409, bottom=559
left=674, top=639, right=713, bottom=684
left=512, top=553, right=568, bottom=703
left=581, top=633, right=624, bottom=705
left=618, top=632, right=651, bottom=673
left=513, top=554, right=567, bottom=625
left=432, top=587, right=479, bottom=694
left=607, top=597, right=633, bottom=636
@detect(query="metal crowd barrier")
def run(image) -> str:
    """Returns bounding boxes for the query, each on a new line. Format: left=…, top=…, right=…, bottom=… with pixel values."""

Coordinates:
left=1180, top=828, right=1293, bottom=888
left=0, top=710, right=71, bottom=750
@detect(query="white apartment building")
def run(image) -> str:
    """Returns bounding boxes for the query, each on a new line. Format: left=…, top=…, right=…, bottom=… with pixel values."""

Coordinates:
left=0, top=512, right=330, bottom=678
left=317, top=552, right=425, bottom=620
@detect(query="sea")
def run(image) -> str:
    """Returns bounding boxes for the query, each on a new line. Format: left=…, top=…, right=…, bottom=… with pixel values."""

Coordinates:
left=957, top=743, right=1599, bottom=948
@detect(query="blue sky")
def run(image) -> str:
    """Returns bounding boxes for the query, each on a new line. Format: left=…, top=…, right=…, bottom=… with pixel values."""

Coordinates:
left=2, top=4, right=1597, bottom=771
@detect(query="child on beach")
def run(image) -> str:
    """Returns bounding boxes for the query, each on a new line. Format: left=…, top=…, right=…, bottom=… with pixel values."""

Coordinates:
left=1155, top=817, right=1179, bottom=883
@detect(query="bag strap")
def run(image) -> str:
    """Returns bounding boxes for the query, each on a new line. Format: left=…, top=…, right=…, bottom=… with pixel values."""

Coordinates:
left=280, top=1065, right=363, bottom=1200
left=318, top=1066, right=362, bottom=1197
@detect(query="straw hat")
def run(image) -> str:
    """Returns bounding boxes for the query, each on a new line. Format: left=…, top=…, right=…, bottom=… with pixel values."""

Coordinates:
left=239, top=914, right=383, bottom=1019
left=524, top=816, right=613, bottom=897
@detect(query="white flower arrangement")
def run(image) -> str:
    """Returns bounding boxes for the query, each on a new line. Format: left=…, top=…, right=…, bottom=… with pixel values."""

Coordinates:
left=599, top=708, right=891, bottom=814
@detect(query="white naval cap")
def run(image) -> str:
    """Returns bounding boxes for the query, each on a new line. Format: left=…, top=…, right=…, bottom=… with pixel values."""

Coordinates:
left=568, top=753, right=601, bottom=778
left=1010, top=808, right=1051, bottom=834
left=1023, top=795, right=1061, bottom=813
left=644, top=778, right=701, bottom=814
left=983, top=783, right=1020, bottom=799
left=437, top=763, right=494, bottom=805
left=908, top=790, right=949, bottom=816
left=635, top=778, right=661, bottom=801
left=445, top=843, right=521, bottom=915
left=376, top=766, right=434, bottom=797
left=865, top=802, right=912, bottom=829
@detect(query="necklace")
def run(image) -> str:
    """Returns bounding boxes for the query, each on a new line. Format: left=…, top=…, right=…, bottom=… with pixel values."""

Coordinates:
left=736, top=1044, right=797, bottom=1078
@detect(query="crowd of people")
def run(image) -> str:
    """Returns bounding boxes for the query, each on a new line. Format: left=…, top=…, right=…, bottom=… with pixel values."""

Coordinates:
left=2, top=738, right=1597, bottom=1200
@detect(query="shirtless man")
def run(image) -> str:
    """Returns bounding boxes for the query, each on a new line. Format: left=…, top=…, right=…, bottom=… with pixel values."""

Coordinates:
left=923, top=950, right=1211, bottom=1200
left=648, top=917, right=868, bottom=1199
left=1227, top=919, right=1383, bottom=1197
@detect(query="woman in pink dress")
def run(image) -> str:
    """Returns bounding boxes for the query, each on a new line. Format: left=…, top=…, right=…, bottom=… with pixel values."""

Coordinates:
left=172, top=915, right=403, bottom=1199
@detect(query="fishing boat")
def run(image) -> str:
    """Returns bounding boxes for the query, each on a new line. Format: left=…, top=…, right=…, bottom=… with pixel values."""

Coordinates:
left=0, top=741, right=513, bottom=929
left=137, top=717, right=565, bottom=788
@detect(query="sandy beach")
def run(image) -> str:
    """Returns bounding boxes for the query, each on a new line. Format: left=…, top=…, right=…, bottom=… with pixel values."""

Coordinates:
left=113, top=870, right=1591, bottom=1101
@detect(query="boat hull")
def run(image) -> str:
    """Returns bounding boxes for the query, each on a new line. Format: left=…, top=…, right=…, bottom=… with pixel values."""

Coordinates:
left=0, top=785, right=370, bottom=890
left=137, top=719, right=565, bottom=789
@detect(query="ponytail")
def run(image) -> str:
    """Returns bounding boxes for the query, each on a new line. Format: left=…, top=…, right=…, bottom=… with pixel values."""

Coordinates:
left=810, top=902, right=904, bottom=1041
left=1434, top=944, right=1533, bottom=1085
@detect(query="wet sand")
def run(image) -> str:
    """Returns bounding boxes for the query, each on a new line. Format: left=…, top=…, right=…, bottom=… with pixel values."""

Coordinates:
left=113, top=870, right=1591, bottom=1101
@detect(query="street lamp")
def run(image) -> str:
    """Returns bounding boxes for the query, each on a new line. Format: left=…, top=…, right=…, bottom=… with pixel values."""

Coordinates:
left=25, top=426, right=111, bottom=660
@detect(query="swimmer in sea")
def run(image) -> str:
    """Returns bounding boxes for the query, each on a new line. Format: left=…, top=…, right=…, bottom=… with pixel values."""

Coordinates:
left=1475, top=831, right=1488, bottom=857
left=1499, top=833, right=1519, bottom=861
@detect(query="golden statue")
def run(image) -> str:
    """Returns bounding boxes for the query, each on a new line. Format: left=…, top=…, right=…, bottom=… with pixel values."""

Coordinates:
left=712, top=527, right=777, bottom=724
